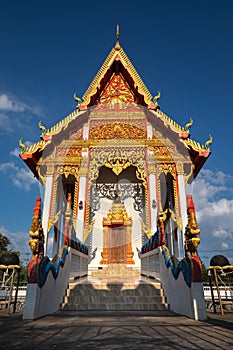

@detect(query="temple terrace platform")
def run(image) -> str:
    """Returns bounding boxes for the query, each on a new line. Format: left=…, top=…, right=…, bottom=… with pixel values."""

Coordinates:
left=0, top=308, right=232, bottom=349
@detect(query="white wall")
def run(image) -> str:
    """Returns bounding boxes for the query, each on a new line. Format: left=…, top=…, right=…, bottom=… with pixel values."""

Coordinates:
left=141, top=247, right=207, bottom=320
left=23, top=248, right=88, bottom=320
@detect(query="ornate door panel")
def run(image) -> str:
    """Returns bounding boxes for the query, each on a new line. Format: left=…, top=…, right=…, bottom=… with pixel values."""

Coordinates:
left=109, top=226, right=126, bottom=264
left=100, top=196, right=134, bottom=265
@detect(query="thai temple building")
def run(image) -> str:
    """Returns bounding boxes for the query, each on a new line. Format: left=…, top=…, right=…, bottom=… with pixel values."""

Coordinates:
left=20, top=29, right=211, bottom=321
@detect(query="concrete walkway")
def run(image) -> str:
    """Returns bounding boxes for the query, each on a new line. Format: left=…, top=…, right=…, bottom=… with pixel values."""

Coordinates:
left=0, top=308, right=232, bottom=349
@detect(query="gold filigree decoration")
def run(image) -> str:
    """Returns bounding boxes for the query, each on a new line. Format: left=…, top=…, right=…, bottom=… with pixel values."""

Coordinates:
left=99, top=74, right=135, bottom=106
left=72, top=180, right=79, bottom=231
left=105, top=158, right=132, bottom=176
left=104, top=196, right=132, bottom=224
left=89, top=122, right=146, bottom=140
left=51, top=172, right=58, bottom=219
left=83, top=185, right=91, bottom=242
left=89, top=148, right=147, bottom=186
left=173, top=178, right=180, bottom=220
left=48, top=209, right=62, bottom=233
left=153, top=109, right=185, bottom=134
left=181, top=138, right=207, bottom=153
left=141, top=221, right=151, bottom=238
left=83, top=220, right=95, bottom=243
left=158, top=164, right=176, bottom=178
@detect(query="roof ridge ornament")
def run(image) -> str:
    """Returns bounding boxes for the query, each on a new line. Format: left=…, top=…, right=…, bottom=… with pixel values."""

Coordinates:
left=115, top=24, right=121, bottom=51
left=204, top=134, right=213, bottom=150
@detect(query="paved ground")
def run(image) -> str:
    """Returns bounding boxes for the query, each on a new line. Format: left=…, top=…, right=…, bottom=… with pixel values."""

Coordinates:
left=0, top=308, right=232, bottom=349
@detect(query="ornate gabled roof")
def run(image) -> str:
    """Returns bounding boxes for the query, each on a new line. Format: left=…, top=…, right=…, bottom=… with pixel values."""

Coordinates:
left=81, top=44, right=152, bottom=107
left=20, top=37, right=212, bottom=181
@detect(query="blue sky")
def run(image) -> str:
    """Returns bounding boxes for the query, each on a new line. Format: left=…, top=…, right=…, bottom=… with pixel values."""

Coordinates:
left=0, top=0, right=233, bottom=267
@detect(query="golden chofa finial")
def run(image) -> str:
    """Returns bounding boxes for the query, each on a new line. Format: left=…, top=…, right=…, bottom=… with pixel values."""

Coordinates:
left=184, top=117, right=193, bottom=132
left=115, top=24, right=121, bottom=51
left=204, top=134, right=213, bottom=150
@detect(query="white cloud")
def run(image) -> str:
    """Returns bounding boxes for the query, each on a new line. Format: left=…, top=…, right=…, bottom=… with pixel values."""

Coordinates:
left=0, top=93, right=45, bottom=133
left=10, top=148, right=21, bottom=157
left=221, top=242, right=229, bottom=250
left=0, top=113, right=14, bottom=132
left=0, top=162, right=17, bottom=172
left=192, top=169, right=233, bottom=266
left=212, top=228, right=233, bottom=240
left=0, top=162, right=37, bottom=191
left=0, top=94, right=25, bottom=112
left=12, top=167, right=37, bottom=191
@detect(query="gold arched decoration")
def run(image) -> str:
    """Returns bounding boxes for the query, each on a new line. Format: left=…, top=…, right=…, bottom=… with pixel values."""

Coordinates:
left=105, top=158, right=132, bottom=176
left=56, top=165, right=79, bottom=181
left=158, top=164, right=176, bottom=178
left=89, top=148, right=147, bottom=186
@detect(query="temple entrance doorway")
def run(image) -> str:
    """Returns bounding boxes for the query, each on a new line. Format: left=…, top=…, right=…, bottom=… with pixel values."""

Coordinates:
left=108, top=225, right=126, bottom=264
left=89, top=165, right=145, bottom=267
left=100, top=195, right=134, bottom=264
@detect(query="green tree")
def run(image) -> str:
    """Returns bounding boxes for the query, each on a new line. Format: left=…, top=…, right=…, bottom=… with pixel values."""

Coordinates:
left=201, top=263, right=208, bottom=283
left=0, top=232, right=28, bottom=283
left=0, top=233, right=11, bottom=255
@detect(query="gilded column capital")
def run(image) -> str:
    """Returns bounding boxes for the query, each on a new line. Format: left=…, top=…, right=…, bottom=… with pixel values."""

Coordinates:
left=46, top=165, right=55, bottom=176
left=176, top=162, right=184, bottom=175
left=79, top=167, right=88, bottom=177
left=148, top=164, right=156, bottom=174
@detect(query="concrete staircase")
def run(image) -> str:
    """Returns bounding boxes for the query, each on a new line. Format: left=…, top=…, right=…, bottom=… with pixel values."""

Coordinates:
left=61, top=265, right=169, bottom=311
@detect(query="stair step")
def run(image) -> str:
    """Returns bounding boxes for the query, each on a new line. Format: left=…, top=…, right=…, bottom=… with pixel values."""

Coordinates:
left=62, top=303, right=168, bottom=311
left=61, top=265, right=168, bottom=313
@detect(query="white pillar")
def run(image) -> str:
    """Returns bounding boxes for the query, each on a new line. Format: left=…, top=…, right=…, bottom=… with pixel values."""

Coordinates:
left=42, top=175, right=54, bottom=255
left=76, top=175, right=87, bottom=241
left=149, top=173, right=157, bottom=234
left=76, top=148, right=89, bottom=242
left=177, top=163, right=188, bottom=255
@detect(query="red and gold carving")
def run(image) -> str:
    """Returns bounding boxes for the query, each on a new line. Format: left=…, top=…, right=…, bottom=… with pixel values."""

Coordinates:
left=90, top=122, right=146, bottom=140
left=99, top=73, right=135, bottom=106
left=55, top=147, right=82, bottom=157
